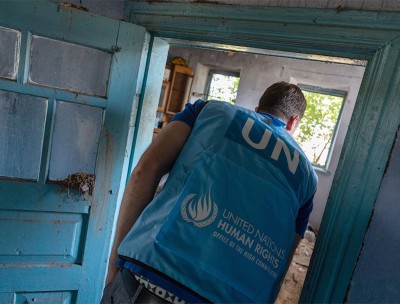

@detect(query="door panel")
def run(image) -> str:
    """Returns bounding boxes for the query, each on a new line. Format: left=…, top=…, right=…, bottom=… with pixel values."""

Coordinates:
left=0, top=26, right=20, bottom=80
left=0, top=210, right=85, bottom=261
left=28, top=36, right=112, bottom=97
left=15, top=291, right=75, bottom=304
left=0, top=3, right=149, bottom=303
left=0, top=91, right=47, bottom=179
left=48, top=101, right=103, bottom=181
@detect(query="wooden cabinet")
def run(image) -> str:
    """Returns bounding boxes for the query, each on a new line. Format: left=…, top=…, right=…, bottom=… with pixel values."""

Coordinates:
left=155, top=65, right=194, bottom=132
left=165, top=65, right=194, bottom=115
left=157, top=81, right=170, bottom=112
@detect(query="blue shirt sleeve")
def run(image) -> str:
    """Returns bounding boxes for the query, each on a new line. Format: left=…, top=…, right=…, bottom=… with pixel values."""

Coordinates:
left=170, top=99, right=207, bottom=129
left=295, top=194, right=314, bottom=237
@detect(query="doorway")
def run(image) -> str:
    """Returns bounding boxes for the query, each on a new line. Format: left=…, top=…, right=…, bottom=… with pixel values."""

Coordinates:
left=149, top=44, right=365, bottom=302
left=126, top=3, right=400, bottom=302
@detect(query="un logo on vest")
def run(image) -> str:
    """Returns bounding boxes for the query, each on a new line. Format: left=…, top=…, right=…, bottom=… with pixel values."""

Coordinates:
left=181, top=191, right=218, bottom=228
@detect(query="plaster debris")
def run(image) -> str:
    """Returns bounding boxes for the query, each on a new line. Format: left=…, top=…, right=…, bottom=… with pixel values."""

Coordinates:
left=57, top=2, right=89, bottom=12
left=276, top=230, right=316, bottom=304
left=57, top=172, right=95, bottom=196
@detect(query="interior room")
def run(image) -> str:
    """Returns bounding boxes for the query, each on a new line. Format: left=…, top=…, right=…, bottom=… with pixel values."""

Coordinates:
left=154, top=45, right=365, bottom=302
left=0, top=1, right=399, bottom=303
left=157, top=45, right=366, bottom=232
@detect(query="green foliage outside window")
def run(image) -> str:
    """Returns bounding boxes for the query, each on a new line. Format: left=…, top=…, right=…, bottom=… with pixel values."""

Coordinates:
left=207, top=73, right=240, bottom=104
left=294, top=89, right=344, bottom=168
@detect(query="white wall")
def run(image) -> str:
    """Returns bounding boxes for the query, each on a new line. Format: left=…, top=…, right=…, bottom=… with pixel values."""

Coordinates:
left=168, top=46, right=365, bottom=231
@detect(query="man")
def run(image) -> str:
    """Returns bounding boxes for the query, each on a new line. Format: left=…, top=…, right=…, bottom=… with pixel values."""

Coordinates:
left=102, top=81, right=317, bottom=303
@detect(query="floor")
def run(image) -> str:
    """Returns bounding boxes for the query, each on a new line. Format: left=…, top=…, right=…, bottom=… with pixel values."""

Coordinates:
left=276, top=230, right=316, bottom=303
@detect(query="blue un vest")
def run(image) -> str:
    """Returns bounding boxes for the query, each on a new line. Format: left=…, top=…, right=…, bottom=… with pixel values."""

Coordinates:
left=118, top=101, right=317, bottom=303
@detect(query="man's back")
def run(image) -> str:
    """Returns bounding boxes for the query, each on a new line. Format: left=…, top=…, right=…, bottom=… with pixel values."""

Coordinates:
left=118, top=101, right=317, bottom=303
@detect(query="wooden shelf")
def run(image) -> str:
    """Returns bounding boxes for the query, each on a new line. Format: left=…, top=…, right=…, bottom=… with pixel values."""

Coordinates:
left=155, top=64, right=194, bottom=130
left=165, top=65, right=194, bottom=115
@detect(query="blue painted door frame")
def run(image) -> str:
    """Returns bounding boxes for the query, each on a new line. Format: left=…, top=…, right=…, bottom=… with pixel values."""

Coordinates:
left=0, top=2, right=155, bottom=303
left=125, top=3, right=400, bottom=303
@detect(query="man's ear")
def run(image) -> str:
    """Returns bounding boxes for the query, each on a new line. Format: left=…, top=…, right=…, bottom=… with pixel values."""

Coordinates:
left=285, top=115, right=300, bottom=134
left=255, top=106, right=259, bottom=113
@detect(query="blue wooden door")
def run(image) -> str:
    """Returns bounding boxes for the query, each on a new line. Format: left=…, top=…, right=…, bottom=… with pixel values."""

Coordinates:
left=0, top=3, right=150, bottom=303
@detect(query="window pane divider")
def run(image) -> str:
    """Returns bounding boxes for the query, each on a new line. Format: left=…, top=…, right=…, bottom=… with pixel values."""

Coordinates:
left=0, top=81, right=107, bottom=109
left=38, top=98, right=56, bottom=184
left=17, top=30, right=30, bottom=84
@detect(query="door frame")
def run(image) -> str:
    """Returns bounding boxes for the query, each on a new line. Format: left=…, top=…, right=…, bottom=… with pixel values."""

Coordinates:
left=125, top=3, right=400, bottom=302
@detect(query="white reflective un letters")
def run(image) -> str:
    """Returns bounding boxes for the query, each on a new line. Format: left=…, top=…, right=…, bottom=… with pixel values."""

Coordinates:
left=242, top=118, right=272, bottom=149
left=241, top=117, right=299, bottom=174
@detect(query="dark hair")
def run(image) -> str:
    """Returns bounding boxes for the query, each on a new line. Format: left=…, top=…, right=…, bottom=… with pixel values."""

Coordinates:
left=258, top=82, right=306, bottom=121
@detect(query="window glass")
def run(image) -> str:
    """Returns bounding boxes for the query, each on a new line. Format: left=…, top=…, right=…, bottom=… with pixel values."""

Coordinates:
left=0, top=26, right=21, bottom=80
left=29, top=36, right=112, bottom=97
left=294, top=86, right=345, bottom=169
left=48, top=101, right=103, bottom=181
left=0, top=91, right=47, bottom=180
left=206, top=70, right=240, bottom=104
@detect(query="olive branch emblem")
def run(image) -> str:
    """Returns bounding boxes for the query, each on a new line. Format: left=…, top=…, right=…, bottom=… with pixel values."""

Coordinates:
left=181, top=192, right=218, bottom=228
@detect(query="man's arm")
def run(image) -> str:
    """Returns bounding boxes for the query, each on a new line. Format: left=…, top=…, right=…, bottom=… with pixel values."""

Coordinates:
left=106, top=121, right=192, bottom=284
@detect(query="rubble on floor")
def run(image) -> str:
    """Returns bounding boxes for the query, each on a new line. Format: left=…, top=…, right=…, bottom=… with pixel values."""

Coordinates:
left=276, top=229, right=316, bottom=304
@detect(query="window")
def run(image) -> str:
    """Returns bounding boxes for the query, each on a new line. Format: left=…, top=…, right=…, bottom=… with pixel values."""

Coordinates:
left=205, top=70, right=240, bottom=103
left=294, top=85, right=346, bottom=170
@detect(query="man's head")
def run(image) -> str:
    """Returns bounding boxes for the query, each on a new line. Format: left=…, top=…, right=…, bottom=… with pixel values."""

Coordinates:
left=256, top=82, right=306, bottom=135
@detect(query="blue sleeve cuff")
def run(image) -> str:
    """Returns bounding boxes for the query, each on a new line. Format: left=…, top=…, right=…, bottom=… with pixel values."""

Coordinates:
left=295, top=194, right=314, bottom=237
left=170, top=99, right=207, bottom=129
